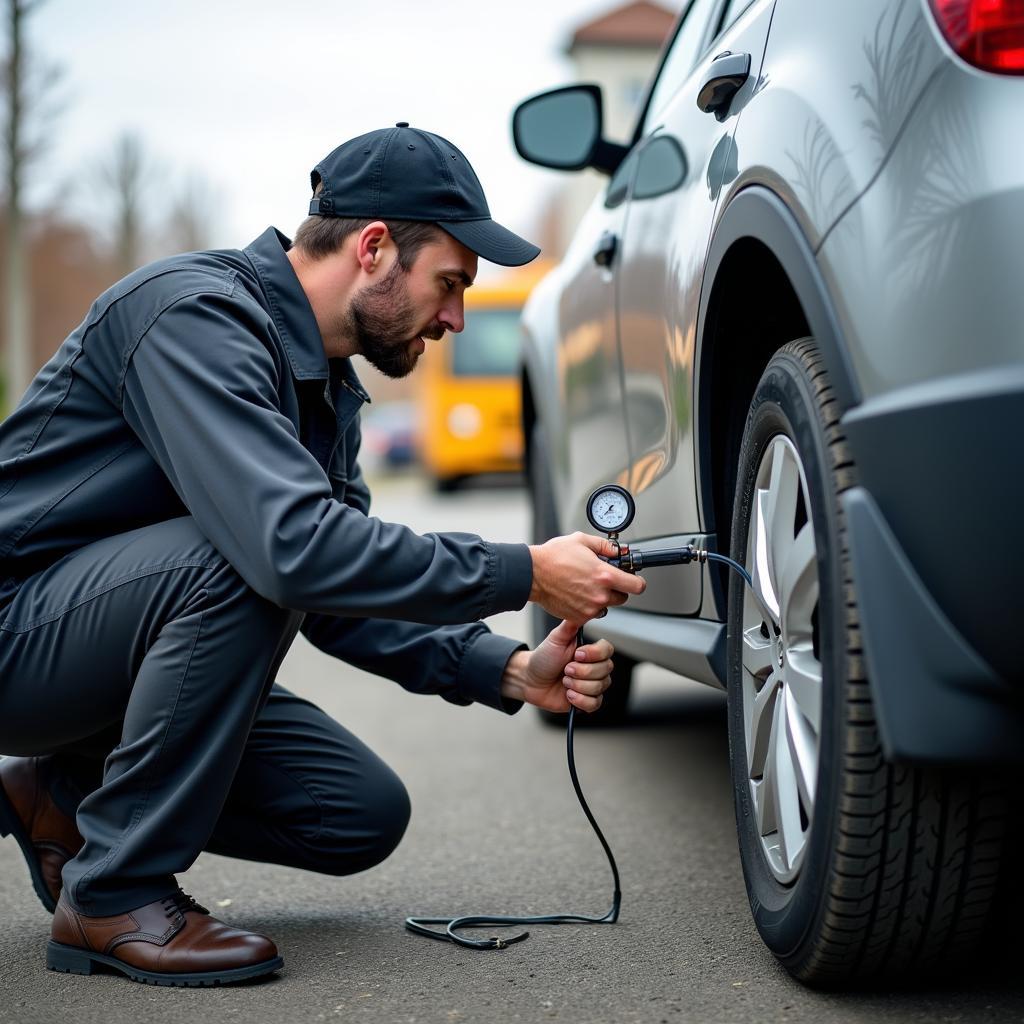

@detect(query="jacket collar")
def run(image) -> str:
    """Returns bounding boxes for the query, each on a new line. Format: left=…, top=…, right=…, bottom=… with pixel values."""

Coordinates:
left=243, top=226, right=371, bottom=403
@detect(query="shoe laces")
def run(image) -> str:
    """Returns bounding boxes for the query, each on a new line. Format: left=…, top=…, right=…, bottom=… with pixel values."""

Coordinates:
left=161, top=888, right=209, bottom=920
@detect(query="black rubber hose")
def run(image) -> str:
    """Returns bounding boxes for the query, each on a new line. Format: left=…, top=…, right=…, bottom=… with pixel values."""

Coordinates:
left=404, top=627, right=621, bottom=950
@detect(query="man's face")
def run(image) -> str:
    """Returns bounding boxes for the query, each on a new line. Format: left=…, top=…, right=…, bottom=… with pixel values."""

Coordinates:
left=348, top=231, right=477, bottom=379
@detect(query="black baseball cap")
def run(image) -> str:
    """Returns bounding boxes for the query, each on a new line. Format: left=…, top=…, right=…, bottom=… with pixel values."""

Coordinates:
left=308, top=123, right=541, bottom=268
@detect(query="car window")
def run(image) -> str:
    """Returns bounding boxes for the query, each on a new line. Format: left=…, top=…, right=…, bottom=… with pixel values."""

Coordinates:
left=605, top=131, right=688, bottom=208
left=716, top=0, right=755, bottom=34
left=632, top=135, right=688, bottom=201
left=642, top=0, right=720, bottom=135
left=604, top=146, right=640, bottom=208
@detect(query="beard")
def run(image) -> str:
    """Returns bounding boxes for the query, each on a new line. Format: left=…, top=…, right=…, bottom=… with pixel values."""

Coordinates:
left=347, top=260, right=443, bottom=379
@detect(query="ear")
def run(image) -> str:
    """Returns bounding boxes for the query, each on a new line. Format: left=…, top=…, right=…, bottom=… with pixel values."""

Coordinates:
left=356, top=221, right=392, bottom=274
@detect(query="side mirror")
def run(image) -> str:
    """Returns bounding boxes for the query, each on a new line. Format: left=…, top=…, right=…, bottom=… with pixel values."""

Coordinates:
left=512, top=85, right=628, bottom=176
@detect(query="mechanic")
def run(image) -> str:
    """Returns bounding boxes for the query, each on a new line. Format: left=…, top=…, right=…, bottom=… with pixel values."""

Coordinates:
left=0, top=123, right=645, bottom=987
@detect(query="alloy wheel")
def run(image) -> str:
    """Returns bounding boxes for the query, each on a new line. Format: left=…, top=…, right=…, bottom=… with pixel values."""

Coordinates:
left=741, top=434, right=822, bottom=884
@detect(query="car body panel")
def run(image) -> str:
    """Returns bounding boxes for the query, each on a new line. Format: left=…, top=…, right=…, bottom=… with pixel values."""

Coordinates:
left=817, top=60, right=1024, bottom=400
left=732, top=0, right=944, bottom=251
left=553, top=194, right=633, bottom=534
left=581, top=604, right=727, bottom=688
left=521, top=265, right=568, bottom=529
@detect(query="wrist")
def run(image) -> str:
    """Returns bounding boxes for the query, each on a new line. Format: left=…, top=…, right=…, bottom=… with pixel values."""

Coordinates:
left=499, top=649, right=532, bottom=703
left=527, top=545, right=543, bottom=603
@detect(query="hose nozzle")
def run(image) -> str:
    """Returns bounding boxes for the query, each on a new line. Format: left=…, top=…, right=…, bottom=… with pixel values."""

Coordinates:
left=602, top=544, right=707, bottom=572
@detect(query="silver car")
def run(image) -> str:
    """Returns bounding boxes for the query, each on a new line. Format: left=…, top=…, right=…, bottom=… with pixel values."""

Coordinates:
left=513, top=0, right=1024, bottom=987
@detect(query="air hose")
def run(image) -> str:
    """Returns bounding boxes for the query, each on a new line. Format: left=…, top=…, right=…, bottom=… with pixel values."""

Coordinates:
left=404, top=628, right=620, bottom=950
left=405, top=543, right=753, bottom=951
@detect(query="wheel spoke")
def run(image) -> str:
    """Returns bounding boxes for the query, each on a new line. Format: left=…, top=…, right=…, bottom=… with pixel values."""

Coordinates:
left=747, top=669, right=780, bottom=776
left=769, top=689, right=805, bottom=870
left=780, top=521, right=817, bottom=635
left=764, top=439, right=800, bottom=604
left=786, top=643, right=822, bottom=733
left=752, top=489, right=780, bottom=625
left=785, top=682, right=818, bottom=807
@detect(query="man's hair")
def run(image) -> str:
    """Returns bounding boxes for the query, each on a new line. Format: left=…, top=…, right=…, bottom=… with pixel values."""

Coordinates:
left=293, top=184, right=444, bottom=271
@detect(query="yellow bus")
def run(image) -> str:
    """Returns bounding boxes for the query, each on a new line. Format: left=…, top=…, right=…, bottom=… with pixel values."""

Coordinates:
left=417, top=265, right=548, bottom=490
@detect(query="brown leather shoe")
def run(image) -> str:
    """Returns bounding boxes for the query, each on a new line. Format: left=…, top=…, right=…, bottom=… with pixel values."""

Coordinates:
left=48, top=889, right=283, bottom=986
left=0, top=756, right=84, bottom=913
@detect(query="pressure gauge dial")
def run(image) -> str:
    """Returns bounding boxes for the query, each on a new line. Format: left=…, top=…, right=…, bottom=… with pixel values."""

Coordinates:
left=586, top=484, right=635, bottom=535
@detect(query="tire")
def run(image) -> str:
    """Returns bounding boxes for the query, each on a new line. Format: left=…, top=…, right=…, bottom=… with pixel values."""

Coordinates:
left=726, top=338, right=1008, bottom=987
left=527, top=421, right=635, bottom=728
left=433, top=475, right=462, bottom=494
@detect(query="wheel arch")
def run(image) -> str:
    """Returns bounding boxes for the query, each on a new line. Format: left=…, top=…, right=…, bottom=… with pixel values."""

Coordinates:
left=695, top=186, right=861, bottom=584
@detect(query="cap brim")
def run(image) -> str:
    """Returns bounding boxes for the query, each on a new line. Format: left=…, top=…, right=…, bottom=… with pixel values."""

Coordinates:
left=437, top=217, right=541, bottom=268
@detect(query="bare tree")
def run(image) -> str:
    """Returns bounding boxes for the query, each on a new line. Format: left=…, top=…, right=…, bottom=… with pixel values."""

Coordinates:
left=165, top=172, right=219, bottom=254
left=99, top=131, right=148, bottom=277
left=2, top=0, right=60, bottom=412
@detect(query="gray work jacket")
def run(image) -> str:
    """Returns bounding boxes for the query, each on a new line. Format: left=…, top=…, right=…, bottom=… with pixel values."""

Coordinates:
left=0, top=227, right=533, bottom=713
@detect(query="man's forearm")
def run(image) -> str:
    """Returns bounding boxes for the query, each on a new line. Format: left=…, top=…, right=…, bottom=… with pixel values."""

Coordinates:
left=499, top=649, right=532, bottom=704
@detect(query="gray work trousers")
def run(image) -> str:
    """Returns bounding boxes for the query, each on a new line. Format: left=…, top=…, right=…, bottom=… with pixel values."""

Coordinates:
left=0, top=516, right=411, bottom=916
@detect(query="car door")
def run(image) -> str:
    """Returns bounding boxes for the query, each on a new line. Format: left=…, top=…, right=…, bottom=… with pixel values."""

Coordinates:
left=613, top=0, right=777, bottom=614
left=555, top=174, right=635, bottom=533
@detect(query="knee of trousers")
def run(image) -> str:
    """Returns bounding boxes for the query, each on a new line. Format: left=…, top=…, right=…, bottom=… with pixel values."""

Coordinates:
left=305, top=770, right=412, bottom=877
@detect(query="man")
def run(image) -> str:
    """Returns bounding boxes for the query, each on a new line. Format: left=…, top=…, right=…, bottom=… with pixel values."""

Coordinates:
left=0, top=124, right=645, bottom=987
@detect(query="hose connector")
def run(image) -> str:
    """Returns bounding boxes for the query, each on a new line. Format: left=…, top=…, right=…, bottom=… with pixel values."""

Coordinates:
left=602, top=544, right=708, bottom=571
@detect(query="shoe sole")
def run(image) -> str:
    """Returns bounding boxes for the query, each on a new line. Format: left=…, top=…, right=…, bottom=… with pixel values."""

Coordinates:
left=46, top=940, right=284, bottom=986
left=0, top=779, right=58, bottom=914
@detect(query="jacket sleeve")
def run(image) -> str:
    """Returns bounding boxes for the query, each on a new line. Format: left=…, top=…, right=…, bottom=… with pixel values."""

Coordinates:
left=119, top=283, right=533, bottom=623
left=302, top=422, right=526, bottom=714
left=300, top=613, right=527, bottom=714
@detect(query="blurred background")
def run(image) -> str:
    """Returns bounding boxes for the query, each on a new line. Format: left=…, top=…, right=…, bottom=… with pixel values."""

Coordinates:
left=0, top=0, right=681, bottom=489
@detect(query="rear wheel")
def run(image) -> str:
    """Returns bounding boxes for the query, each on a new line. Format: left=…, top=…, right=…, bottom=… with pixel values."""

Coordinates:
left=727, top=338, right=1009, bottom=986
left=528, top=421, right=634, bottom=727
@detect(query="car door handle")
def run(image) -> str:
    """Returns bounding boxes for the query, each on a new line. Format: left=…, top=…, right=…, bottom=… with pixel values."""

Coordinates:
left=696, top=51, right=751, bottom=121
left=593, top=230, right=617, bottom=268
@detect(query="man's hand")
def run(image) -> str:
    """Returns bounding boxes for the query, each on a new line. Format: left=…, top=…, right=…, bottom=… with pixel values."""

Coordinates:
left=528, top=532, right=645, bottom=624
left=500, top=619, right=615, bottom=714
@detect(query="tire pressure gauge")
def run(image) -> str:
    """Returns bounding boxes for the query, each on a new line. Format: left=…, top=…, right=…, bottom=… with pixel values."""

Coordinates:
left=586, top=484, right=635, bottom=536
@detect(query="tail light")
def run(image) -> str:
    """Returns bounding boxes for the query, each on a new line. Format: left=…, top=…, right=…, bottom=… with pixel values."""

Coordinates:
left=928, top=0, right=1024, bottom=73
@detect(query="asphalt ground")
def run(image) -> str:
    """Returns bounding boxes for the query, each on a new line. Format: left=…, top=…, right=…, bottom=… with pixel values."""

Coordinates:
left=2, top=472, right=1023, bottom=1023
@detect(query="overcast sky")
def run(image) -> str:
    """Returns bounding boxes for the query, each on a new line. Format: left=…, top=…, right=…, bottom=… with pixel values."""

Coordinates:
left=22, top=0, right=643, bottom=273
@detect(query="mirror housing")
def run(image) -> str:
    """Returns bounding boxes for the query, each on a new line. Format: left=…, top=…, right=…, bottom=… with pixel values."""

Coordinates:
left=512, top=84, right=629, bottom=176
